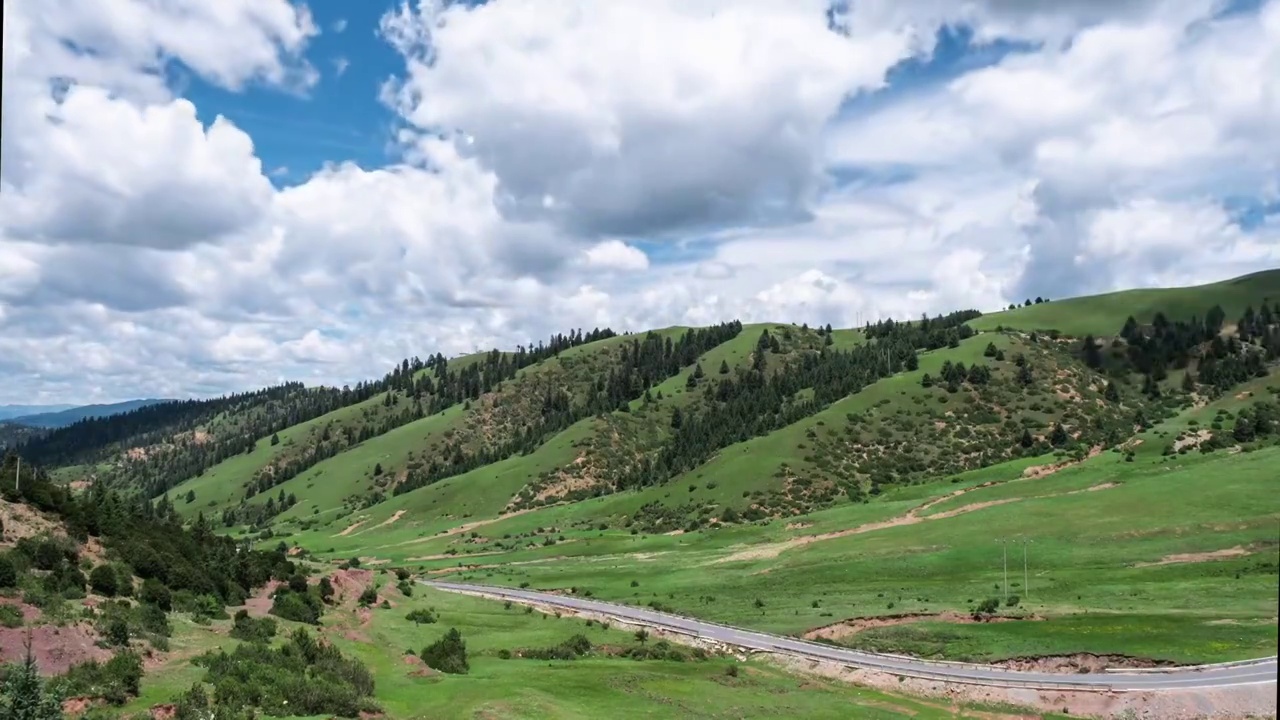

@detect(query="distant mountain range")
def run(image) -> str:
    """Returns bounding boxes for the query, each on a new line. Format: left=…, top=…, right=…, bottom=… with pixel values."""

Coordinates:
left=0, top=404, right=77, bottom=422
left=1, top=399, right=174, bottom=429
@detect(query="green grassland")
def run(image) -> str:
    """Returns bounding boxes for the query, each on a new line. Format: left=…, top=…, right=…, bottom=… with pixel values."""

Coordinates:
left=421, top=441, right=1278, bottom=664
left=126, top=584, right=1059, bottom=720
left=44, top=272, right=1280, bottom=719
left=970, top=268, right=1280, bottom=336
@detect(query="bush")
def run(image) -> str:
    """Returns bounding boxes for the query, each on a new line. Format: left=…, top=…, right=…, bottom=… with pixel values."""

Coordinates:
left=0, top=554, right=17, bottom=589
left=517, top=634, right=593, bottom=661
left=0, top=604, right=23, bottom=628
left=358, top=587, right=378, bottom=606
left=406, top=608, right=437, bottom=625
left=52, top=651, right=144, bottom=705
left=193, top=628, right=376, bottom=717
left=269, top=588, right=322, bottom=625
left=421, top=628, right=469, bottom=674
left=230, top=609, right=278, bottom=644
left=974, top=597, right=1001, bottom=616
left=139, top=579, right=172, bottom=611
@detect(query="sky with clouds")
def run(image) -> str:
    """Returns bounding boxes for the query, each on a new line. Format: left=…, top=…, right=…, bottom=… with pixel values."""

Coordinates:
left=2, top=0, right=1278, bottom=405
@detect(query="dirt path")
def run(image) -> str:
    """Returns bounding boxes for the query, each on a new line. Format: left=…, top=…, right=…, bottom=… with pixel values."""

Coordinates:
left=1133, top=546, right=1251, bottom=567
left=385, top=507, right=543, bottom=549
left=713, top=457, right=1117, bottom=565
left=334, top=519, right=367, bottom=537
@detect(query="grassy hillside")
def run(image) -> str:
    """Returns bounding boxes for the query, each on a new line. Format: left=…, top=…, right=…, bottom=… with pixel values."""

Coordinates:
left=9, top=271, right=1280, bottom=719
left=971, top=269, right=1280, bottom=336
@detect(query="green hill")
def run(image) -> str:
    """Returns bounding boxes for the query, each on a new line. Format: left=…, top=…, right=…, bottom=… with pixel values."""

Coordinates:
left=971, top=269, right=1280, bottom=336
left=8, top=271, right=1280, bottom=718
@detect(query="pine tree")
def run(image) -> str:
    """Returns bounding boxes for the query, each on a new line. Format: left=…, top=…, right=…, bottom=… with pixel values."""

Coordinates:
left=1081, top=335, right=1103, bottom=369
left=1049, top=423, right=1068, bottom=447
left=1104, top=382, right=1121, bottom=403
left=271, top=432, right=280, bottom=446
left=1019, top=429, right=1034, bottom=448
left=718, top=360, right=730, bottom=375
left=1181, top=372, right=1196, bottom=392
left=1, top=637, right=64, bottom=720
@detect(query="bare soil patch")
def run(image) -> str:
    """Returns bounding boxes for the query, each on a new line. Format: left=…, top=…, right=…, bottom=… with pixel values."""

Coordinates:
left=238, top=579, right=282, bottom=618
left=335, top=518, right=368, bottom=537
left=992, top=653, right=1177, bottom=673
left=0, top=499, right=63, bottom=546
left=328, top=568, right=374, bottom=603
left=0, top=622, right=112, bottom=675
left=1021, top=445, right=1102, bottom=479
left=1133, top=546, right=1251, bottom=568
left=803, top=611, right=1041, bottom=641
left=1173, top=429, right=1213, bottom=452
left=370, top=510, right=406, bottom=531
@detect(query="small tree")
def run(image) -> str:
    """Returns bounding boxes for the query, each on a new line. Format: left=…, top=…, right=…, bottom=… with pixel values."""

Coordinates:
left=718, top=359, right=730, bottom=375
left=634, top=628, right=649, bottom=645
left=406, top=608, right=437, bottom=625
left=358, top=587, right=378, bottom=606
left=270, top=432, right=280, bottom=446
left=1, top=636, right=64, bottom=720
left=0, top=555, right=17, bottom=589
left=318, top=577, right=335, bottom=603
left=88, top=565, right=118, bottom=597
left=421, top=628, right=469, bottom=674
left=139, top=579, right=172, bottom=611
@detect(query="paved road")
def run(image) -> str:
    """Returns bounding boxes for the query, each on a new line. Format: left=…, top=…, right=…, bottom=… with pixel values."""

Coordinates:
left=424, top=580, right=1278, bottom=691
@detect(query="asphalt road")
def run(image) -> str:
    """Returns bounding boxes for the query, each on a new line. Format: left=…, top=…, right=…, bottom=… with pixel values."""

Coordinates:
left=423, top=580, right=1278, bottom=691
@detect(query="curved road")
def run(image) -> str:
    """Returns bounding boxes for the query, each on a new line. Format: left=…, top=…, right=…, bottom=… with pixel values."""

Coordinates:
left=424, top=580, right=1278, bottom=692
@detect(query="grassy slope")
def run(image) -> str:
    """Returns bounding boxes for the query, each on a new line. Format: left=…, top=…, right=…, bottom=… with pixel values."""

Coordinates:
left=970, top=268, right=1280, bottom=336
left=427, top=442, right=1278, bottom=664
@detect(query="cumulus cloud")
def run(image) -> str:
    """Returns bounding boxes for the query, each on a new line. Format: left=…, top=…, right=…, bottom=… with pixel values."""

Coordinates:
left=582, top=241, right=650, bottom=272
left=1, top=0, right=1278, bottom=404
left=378, top=0, right=930, bottom=237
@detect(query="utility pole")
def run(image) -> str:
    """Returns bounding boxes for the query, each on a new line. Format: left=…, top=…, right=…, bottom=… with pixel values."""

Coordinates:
left=1020, top=538, right=1034, bottom=599
left=14, top=456, right=19, bottom=495
left=996, top=539, right=1009, bottom=602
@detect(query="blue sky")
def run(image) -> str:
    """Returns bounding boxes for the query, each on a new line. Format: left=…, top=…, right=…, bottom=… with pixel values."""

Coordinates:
left=185, top=1, right=405, bottom=184
left=3, top=0, right=1279, bottom=404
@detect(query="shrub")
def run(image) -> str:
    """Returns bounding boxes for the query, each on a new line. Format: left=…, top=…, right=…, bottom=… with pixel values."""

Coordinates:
left=406, top=608, right=437, bottom=625
left=269, top=589, right=322, bottom=625
left=53, top=651, right=144, bottom=705
left=230, top=610, right=278, bottom=643
left=358, top=587, right=378, bottom=606
left=0, top=604, right=23, bottom=628
left=139, top=579, right=172, bottom=611
left=421, top=628, right=469, bottom=674
left=0, top=554, right=17, bottom=589
left=974, top=597, right=1001, bottom=616
left=192, top=628, right=376, bottom=717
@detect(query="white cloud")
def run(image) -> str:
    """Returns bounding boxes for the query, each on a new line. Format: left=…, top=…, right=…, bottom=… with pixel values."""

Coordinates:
left=378, top=0, right=931, bottom=236
left=582, top=241, right=649, bottom=272
left=332, top=18, right=348, bottom=33
left=1, top=0, right=1278, bottom=404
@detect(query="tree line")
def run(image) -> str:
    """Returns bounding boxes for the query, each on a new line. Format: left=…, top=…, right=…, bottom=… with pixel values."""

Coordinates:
left=392, top=322, right=744, bottom=495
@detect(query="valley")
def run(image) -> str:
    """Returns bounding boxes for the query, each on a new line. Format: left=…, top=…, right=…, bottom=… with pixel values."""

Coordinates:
left=3, top=271, right=1279, bottom=719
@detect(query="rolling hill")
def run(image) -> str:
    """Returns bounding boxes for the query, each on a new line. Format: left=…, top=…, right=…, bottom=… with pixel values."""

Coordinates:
left=5, top=270, right=1279, bottom=719
left=5, top=399, right=174, bottom=429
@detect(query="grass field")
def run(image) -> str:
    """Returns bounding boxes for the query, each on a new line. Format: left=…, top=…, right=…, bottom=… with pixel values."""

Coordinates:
left=970, top=269, right=1280, bottom=336
left=125, top=583, right=1068, bottom=720
left=340, top=438, right=1279, bottom=665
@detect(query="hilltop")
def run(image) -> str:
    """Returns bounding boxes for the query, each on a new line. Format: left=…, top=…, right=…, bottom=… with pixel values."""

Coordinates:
left=5, top=269, right=1280, bottom=719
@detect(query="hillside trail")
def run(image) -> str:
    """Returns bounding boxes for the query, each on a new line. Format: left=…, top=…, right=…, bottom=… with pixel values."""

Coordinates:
left=713, top=446, right=1106, bottom=565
